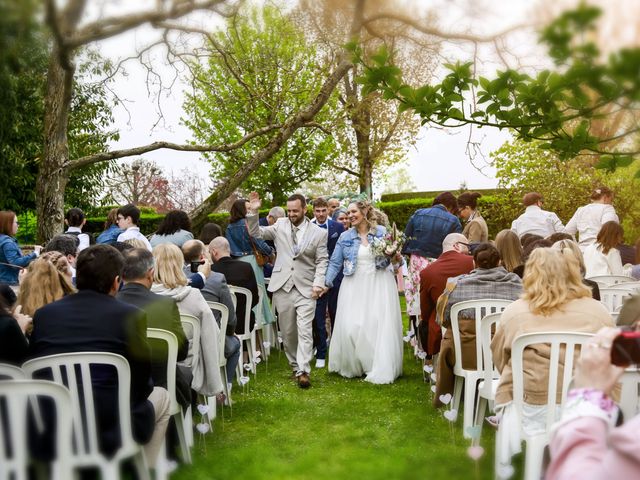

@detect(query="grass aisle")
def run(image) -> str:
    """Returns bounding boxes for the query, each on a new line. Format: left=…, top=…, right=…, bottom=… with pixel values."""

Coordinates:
left=174, top=300, right=500, bottom=480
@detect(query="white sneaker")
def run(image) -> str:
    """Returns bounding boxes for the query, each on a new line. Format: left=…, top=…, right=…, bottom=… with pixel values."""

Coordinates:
left=315, top=359, right=326, bottom=368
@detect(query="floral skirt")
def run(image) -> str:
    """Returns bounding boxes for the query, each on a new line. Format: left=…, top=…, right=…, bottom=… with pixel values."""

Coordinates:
left=404, top=254, right=434, bottom=317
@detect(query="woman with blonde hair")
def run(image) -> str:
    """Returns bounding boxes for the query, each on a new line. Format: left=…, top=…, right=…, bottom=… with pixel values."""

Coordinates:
left=552, top=238, right=600, bottom=300
left=150, top=243, right=223, bottom=397
left=18, top=252, right=75, bottom=316
left=494, top=229, right=523, bottom=274
left=491, top=247, right=613, bottom=469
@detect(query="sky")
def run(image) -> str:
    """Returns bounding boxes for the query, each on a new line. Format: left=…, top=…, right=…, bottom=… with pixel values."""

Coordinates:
left=91, top=0, right=539, bottom=194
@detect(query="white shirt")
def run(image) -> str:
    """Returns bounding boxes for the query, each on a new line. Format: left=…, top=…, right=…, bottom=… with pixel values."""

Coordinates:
left=583, top=243, right=623, bottom=278
left=66, top=226, right=90, bottom=252
left=292, top=218, right=309, bottom=245
left=117, top=227, right=152, bottom=251
left=511, top=205, right=564, bottom=238
left=564, top=203, right=619, bottom=250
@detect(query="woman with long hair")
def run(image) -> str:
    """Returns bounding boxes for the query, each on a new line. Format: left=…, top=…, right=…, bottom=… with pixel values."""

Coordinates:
left=491, top=247, right=613, bottom=467
left=553, top=238, right=601, bottom=300
left=0, top=210, right=41, bottom=285
left=18, top=252, right=75, bottom=316
left=325, top=200, right=404, bottom=384
left=583, top=221, right=624, bottom=277
left=150, top=243, right=223, bottom=397
left=96, top=208, right=123, bottom=245
left=0, top=298, right=32, bottom=365
left=457, top=192, right=488, bottom=243
left=494, top=229, right=523, bottom=275
left=564, top=186, right=619, bottom=250
left=150, top=210, right=194, bottom=248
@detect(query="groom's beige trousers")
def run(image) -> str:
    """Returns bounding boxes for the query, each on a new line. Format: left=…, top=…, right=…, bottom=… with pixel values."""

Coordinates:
left=272, top=285, right=316, bottom=375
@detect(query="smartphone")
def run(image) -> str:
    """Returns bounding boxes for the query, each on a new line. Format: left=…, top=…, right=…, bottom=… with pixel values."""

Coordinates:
left=190, top=260, right=205, bottom=273
left=611, top=329, right=640, bottom=367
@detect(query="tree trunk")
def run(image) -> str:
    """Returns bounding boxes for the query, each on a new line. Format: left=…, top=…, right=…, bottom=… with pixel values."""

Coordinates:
left=36, top=46, right=75, bottom=243
left=354, top=102, right=373, bottom=196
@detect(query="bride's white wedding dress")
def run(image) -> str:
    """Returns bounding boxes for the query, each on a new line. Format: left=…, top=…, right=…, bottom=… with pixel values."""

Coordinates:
left=328, top=244, right=403, bottom=384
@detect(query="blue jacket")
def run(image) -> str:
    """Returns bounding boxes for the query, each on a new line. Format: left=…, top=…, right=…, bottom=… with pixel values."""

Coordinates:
left=96, top=225, right=123, bottom=245
left=226, top=219, right=273, bottom=257
left=325, top=225, right=390, bottom=287
left=0, top=235, right=37, bottom=285
left=312, top=218, right=345, bottom=257
left=401, top=205, right=462, bottom=258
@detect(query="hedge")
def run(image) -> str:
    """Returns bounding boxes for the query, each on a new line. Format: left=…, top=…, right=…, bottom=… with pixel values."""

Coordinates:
left=380, top=188, right=503, bottom=203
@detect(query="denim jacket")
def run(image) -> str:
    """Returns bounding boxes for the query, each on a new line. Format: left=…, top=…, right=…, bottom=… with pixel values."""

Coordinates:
left=225, top=219, right=273, bottom=257
left=401, top=204, right=462, bottom=258
left=325, top=225, right=390, bottom=287
left=0, top=234, right=37, bottom=285
left=96, top=225, right=123, bottom=245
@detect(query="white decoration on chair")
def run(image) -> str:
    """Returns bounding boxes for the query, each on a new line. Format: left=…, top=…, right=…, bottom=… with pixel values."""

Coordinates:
left=196, top=423, right=210, bottom=434
left=430, top=385, right=436, bottom=393
left=443, top=409, right=457, bottom=422
left=417, top=350, right=427, bottom=360
left=243, top=363, right=252, bottom=371
left=239, top=375, right=250, bottom=386
left=196, top=404, right=210, bottom=416
left=467, top=445, right=484, bottom=460
left=423, top=364, right=433, bottom=373
left=439, top=393, right=452, bottom=405
left=263, top=341, right=271, bottom=349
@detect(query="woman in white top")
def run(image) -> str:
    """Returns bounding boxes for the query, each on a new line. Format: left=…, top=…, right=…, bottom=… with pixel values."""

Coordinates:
left=65, top=208, right=92, bottom=251
left=583, top=221, right=624, bottom=278
left=564, top=186, right=619, bottom=250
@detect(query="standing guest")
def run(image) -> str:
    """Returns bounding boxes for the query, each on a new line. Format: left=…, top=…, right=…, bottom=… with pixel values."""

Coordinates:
left=151, top=243, right=224, bottom=397
left=116, top=203, right=152, bottom=250
left=511, top=192, right=564, bottom=239
left=225, top=198, right=275, bottom=327
left=457, top=192, right=488, bottom=243
left=18, top=252, right=75, bottom=316
left=402, top=192, right=462, bottom=326
left=29, top=245, right=170, bottom=465
left=262, top=207, right=286, bottom=278
left=246, top=192, right=328, bottom=389
left=96, top=208, right=123, bottom=245
left=583, top=221, right=624, bottom=278
left=198, top=223, right=222, bottom=245
left=494, top=229, right=524, bottom=275
left=419, top=233, right=474, bottom=358
left=434, top=243, right=522, bottom=406
left=0, top=210, right=41, bottom=285
left=310, top=197, right=345, bottom=368
left=332, top=208, right=350, bottom=230
left=552, top=239, right=601, bottom=300
left=564, top=186, right=619, bottom=250
left=150, top=210, right=194, bottom=248
left=327, top=198, right=341, bottom=217
left=0, top=301, right=31, bottom=365
left=64, top=207, right=92, bottom=251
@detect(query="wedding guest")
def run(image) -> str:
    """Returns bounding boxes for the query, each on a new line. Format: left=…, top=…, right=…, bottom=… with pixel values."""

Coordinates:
left=494, top=229, right=523, bottom=275
left=520, top=233, right=543, bottom=249
left=0, top=301, right=31, bottom=365
left=583, top=221, right=624, bottom=278
left=150, top=210, right=194, bottom=248
left=564, top=186, right=619, bottom=250
left=18, top=252, right=75, bottom=316
left=418, top=233, right=474, bottom=358
left=616, top=293, right=640, bottom=326
left=615, top=241, right=636, bottom=266
left=630, top=238, right=640, bottom=280
left=327, top=198, right=341, bottom=217
left=96, top=208, right=123, bottom=245
left=513, top=238, right=553, bottom=277
left=266, top=206, right=286, bottom=226
left=198, top=223, right=222, bottom=245
left=511, top=192, right=564, bottom=238
left=116, top=203, right=152, bottom=250
left=64, top=207, right=92, bottom=251
left=434, top=243, right=521, bottom=407
left=151, top=243, right=224, bottom=397
left=0, top=210, right=41, bottom=285
left=332, top=208, right=350, bottom=230
left=491, top=248, right=613, bottom=468
left=457, top=192, right=488, bottom=243
left=546, top=232, right=573, bottom=244
left=44, top=234, right=80, bottom=282
left=552, top=239, right=601, bottom=300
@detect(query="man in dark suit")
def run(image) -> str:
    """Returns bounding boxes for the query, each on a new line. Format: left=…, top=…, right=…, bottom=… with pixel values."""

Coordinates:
left=310, top=197, right=345, bottom=368
left=29, top=245, right=170, bottom=465
left=208, top=236, right=258, bottom=336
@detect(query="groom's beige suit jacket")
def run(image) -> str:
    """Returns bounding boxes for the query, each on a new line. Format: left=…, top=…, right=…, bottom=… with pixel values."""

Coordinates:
left=247, top=214, right=328, bottom=298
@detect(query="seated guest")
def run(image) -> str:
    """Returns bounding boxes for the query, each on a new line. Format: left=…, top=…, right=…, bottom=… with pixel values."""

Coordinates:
left=0, top=299, right=31, bottom=365
left=546, top=232, right=573, bottom=244
left=617, top=293, right=640, bottom=326
left=181, top=239, right=212, bottom=284
left=520, top=233, right=543, bottom=249
left=494, top=229, right=523, bottom=276
left=0, top=210, right=41, bottom=285
left=433, top=243, right=522, bottom=407
left=615, top=241, right=636, bottom=266
left=198, top=223, right=222, bottom=245
left=630, top=238, right=640, bottom=280
left=116, top=203, right=152, bottom=250
left=209, top=237, right=258, bottom=335
left=96, top=208, right=123, bottom=245
left=511, top=192, right=564, bottom=238
left=552, top=239, right=601, bottom=300
left=29, top=245, right=170, bottom=464
left=18, top=252, right=75, bottom=316
left=583, top=221, right=624, bottom=277
left=491, top=248, right=613, bottom=468
left=0, top=282, right=17, bottom=308
left=513, top=238, right=552, bottom=277
left=44, top=234, right=79, bottom=280
left=150, top=210, right=194, bottom=248
left=418, top=233, right=474, bottom=358
left=64, top=207, right=92, bottom=251
left=151, top=243, right=224, bottom=397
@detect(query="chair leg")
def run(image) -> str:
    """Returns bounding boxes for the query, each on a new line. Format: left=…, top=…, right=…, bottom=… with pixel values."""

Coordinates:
left=174, top=411, right=192, bottom=465
left=132, top=450, right=151, bottom=480
left=250, top=332, right=258, bottom=376
left=524, top=437, right=545, bottom=480
left=452, top=376, right=463, bottom=421
left=462, top=380, right=477, bottom=438
left=184, top=405, right=194, bottom=448
left=475, top=396, right=488, bottom=431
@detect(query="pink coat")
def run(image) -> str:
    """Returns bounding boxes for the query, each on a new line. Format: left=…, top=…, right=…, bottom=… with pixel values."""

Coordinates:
left=547, top=415, right=640, bottom=479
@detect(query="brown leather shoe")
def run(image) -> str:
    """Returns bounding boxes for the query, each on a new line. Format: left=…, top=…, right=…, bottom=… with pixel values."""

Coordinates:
left=297, top=372, right=311, bottom=389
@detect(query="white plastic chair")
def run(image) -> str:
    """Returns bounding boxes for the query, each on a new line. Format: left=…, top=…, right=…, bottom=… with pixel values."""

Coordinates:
left=228, top=285, right=257, bottom=378
left=0, top=363, right=25, bottom=379
left=147, top=328, right=191, bottom=470
left=0, top=379, right=73, bottom=480
left=497, top=331, right=593, bottom=480
left=180, top=314, right=201, bottom=448
left=608, top=281, right=640, bottom=292
left=587, top=274, right=635, bottom=288
left=449, top=299, right=512, bottom=438
left=600, top=287, right=635, bottom=313
left=618, top=368, right=640, bottom=421
left=22, top=352, right=149, bottom=480
left=474, top=312, right=503, bottom=440
left=207, top=301, right=232, bottom=408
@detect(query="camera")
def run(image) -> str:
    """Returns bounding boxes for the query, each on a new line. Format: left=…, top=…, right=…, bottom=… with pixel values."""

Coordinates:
left=190, top=260, right=205, bottom=273
left=610, top=328, right=640, bottom=367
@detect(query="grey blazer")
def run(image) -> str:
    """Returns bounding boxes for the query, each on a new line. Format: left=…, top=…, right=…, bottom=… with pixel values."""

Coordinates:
left=247, top=215, right=328, bottom=298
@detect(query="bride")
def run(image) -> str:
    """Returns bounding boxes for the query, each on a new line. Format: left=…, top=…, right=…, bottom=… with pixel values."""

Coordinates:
left=324, top=200, right=403, bottom=384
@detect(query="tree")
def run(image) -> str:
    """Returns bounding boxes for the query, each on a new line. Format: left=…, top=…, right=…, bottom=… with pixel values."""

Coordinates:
left=182, top=5, right=340, bottom=205
left=166, top=167, right=212, bottom=213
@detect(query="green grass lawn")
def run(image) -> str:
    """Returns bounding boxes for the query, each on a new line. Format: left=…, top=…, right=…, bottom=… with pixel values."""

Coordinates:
left=172, top=298, right=513, bottom=480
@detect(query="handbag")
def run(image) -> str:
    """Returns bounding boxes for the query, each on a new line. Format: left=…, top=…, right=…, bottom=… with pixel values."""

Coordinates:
left=245, top=221, right=269, bottom=267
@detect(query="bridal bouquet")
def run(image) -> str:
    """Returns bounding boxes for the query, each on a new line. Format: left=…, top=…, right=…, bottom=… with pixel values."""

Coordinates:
left=370, top=223, right=406, bottom=261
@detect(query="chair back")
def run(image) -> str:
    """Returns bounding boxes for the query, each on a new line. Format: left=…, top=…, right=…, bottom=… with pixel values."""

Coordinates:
left=0, top=363, right=25, bottom=380
left=587, top=274, right=635, bottom=288
left=450, top=299, right=512, bottom=376
left=478, top=312, right=503, bottom=399
left=180, top=313, right=201, bottom=368
left=22, top=352, right=139, bottom=465
left=207, top=301, right=229, bottom=364
left=600, top=287, right=634, bottom=313
left=228, top=285, right=253, bottom=339
left=146, top=328, right=180, bottom=416
left=619, top=368, right=640, bottom=421
left=608, top=281, right=640, bottom=292
left=0, top=379, right=73, bottom=480
left=511, top=332, right=593, bottom=434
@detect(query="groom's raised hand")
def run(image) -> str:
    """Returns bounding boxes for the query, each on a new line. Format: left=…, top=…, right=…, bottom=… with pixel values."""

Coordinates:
left=248, top=191, right=262, bottom=214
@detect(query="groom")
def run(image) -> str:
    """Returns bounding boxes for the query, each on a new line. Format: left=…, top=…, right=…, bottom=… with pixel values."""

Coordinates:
left=247, top=192, right=328, bottom=388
